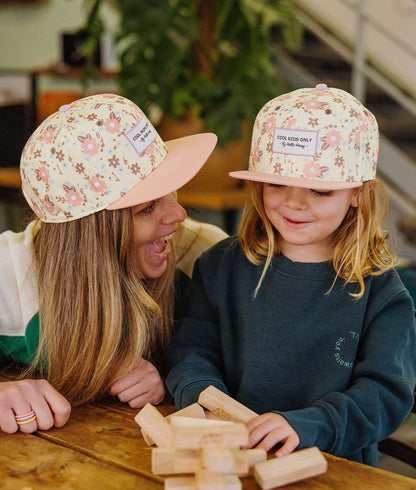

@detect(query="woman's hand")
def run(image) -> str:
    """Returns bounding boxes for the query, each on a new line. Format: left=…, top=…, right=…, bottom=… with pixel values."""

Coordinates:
left=0, top=379, right=71, bottom=434
left=247, top=412, right=300, bottom=457
left=108, top=358, right=166, bottom=408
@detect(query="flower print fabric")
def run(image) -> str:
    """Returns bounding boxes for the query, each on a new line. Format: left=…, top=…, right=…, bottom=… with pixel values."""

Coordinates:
left=21, top=94, right=168, bottom=223
left=230, top=85, right=379, bottom=189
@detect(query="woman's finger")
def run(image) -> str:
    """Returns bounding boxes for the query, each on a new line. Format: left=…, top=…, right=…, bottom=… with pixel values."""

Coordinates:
left=39, top=380, right=71, bottom=428
left=0, top=380, right=37, bottom=434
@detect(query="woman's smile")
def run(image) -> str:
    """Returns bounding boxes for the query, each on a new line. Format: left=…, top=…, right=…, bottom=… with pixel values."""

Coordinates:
left=146, top=231, right=176, bottom=260
left=132, top=195, right=186, bottom=278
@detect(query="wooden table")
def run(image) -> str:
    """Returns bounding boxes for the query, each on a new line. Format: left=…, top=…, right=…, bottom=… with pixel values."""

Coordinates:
left=0, top=372, right=415, bottom=489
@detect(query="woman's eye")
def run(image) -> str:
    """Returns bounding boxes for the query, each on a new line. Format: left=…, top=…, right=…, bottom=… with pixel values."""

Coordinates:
left=267, top=183, right=285, bottom=189
left=310, top=189, right=333, bottom=197
left=139, top=201, right=156, bottom=214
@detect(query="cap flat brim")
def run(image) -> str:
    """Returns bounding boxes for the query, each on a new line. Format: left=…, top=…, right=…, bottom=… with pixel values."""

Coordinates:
left=107, top=133, right=217, bottom=209
left=229, top=170, right=363, bottom=190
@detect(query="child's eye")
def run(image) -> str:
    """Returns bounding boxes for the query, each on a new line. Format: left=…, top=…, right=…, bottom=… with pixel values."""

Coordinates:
left=310, top=189, right=334, bottom=197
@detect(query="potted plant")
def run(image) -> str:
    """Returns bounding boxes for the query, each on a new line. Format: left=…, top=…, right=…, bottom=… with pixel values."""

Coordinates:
left=80, top=0, right=302, bottom=191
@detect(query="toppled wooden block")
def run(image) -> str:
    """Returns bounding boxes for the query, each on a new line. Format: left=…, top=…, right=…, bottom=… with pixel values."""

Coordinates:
left=170, top=416, right=233, bottom=429
left=204, top=410, right=224, bottom=421
left=152, top=448, right=200, bottom=475
left=134, top=403, right=172, bottom=448
left=141, top=428, right=156, bottom=446
left=168, top=403, right=206, bottom=422
left=198, top=385, right=258, bottom=423
left=141, top=403, right=206, bottom=446
left=253, top=446, right=327, bottom=489
left=172, top=421, right=249, bottom=449
left=164, top=474, right=241, bottom=490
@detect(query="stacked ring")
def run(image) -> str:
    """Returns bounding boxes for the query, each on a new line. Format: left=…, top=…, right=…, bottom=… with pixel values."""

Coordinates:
left=15, top=410, right=37, bottom=425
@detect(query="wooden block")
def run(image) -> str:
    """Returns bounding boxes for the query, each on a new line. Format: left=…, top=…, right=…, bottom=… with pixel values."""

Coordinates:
left=230, top=450, right=249, bottom=475
left=170, top=417, right=233, bottom=428
left=253, top=447, right=327, bottom=489
left=164, top=474, right=241, bottom=490
left=196, top=472, right=242, bottom=490
left=142, top=403, right=206, bottom=446
left=196, top=470, right=226, bottom=489
left=172, top=422, right=248, bottom=449
left=204, top=410, right=224, bottom=421
left=246, top=448, right=267, bottom=468
left=235, top=449, right=267, bottom=476
left=141, top=428, right=156, bottom=446
left=223, top=475, right=242, bottom=490
left=152, top=448, right=200, bottom=475
left=198, top=386, right=258, bottom=423
left=167, top=403, right=206, bottom=422
left=164, top=476, right=197, bottom=490
left=201, top=447, right=234, bottom=473
left=134, top=403, right=172, bottom=448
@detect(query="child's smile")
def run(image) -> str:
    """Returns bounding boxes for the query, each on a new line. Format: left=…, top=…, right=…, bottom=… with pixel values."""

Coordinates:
left=282, top=214, right=314, bottom=227
left=263, top=184, right=358, bottom=262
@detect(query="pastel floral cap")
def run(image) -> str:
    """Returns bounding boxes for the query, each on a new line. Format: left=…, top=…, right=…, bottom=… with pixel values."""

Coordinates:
left=21, top=93, right=217, bottom=222
left=230, top=84, right=379, bottom=189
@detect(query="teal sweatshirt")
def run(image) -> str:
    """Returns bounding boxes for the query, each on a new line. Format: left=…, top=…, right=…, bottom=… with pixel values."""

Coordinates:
left=167, top=237, right=416, bottom=466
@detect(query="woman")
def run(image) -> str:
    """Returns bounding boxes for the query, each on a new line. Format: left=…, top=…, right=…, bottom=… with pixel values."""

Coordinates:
left=0, top=93, right=226, bottom=434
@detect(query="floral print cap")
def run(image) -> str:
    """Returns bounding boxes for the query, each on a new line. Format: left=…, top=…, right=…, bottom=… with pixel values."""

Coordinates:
left=230, top=84, right=379, bottom=189
left=21, top=93, right=217, bottom=222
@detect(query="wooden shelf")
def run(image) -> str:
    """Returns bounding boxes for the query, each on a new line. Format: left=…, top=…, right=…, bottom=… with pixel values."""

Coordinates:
left=178, top=188, right=248, bottom=211
left=0, top=167, right=21, bottom=188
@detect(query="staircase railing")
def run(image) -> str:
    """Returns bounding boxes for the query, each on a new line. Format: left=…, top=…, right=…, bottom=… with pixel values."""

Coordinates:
left=277, top=0, right=416, bottom=218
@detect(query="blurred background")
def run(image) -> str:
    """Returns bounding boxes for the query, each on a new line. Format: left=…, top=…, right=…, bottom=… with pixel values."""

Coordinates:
left=0, top=0, right=415, bottom=478
left=0, top=1, right=415, bottom=250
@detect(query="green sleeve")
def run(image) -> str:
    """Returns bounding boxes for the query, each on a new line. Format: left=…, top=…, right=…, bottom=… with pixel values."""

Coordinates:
left=0, top=313, right=40, bottom=366
left=0, top=271, right=190, bottom=369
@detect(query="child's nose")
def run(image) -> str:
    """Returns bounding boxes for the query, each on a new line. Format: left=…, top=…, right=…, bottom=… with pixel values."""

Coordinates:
left=284, top=187, right=308, bottom=208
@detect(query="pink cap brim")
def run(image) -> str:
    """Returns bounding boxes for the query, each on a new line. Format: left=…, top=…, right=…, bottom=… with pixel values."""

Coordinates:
left=229, top=170, right=363, bottom=190
left=107, top=133, right=217, bottom=209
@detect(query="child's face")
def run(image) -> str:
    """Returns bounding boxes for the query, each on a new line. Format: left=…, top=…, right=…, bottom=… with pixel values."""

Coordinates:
left=263, top=184, right=358, bottom=262
left=131, top=193, right=186, bottom=278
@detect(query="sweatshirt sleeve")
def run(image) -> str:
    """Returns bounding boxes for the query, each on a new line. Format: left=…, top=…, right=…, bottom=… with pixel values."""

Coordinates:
left=167, top=255, right=228, bottom=408
left=277, top=289, right=416, bottom=460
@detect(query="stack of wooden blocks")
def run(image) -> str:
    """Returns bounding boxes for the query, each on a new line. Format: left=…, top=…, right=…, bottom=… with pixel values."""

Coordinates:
left=134, top=385, right=327, bottom=489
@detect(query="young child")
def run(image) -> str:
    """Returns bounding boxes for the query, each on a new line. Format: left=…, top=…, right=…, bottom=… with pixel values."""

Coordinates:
left=0, top=93, right=227, bottom=434
left=166, top=84, right=416, bottom=466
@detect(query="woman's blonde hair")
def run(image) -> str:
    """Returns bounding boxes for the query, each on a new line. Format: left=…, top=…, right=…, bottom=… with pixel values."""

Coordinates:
left=239, top=180, right=395, bottom=298
left=27, top=208, right=175, bottom=405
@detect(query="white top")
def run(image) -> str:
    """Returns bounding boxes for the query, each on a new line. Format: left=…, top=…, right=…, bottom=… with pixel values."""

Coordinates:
left=0, top=218, right=227, bottom=338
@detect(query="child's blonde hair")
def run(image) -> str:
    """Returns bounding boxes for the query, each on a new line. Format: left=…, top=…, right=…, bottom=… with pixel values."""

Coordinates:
left=239, top=180, right=395, bottom=298
left=27, top=208, right=175, bottom=405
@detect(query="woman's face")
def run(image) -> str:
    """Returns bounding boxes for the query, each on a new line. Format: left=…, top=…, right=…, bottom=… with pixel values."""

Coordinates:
left=131, top=193, right=186, bottom=278
left=263, top=183, right=358, bottom=262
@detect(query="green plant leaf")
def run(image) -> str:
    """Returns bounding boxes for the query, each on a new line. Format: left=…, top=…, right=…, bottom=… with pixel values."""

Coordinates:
left=79, top=0, right=303, bottom=145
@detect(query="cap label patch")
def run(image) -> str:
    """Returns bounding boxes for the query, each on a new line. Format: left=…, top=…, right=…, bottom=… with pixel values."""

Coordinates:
left=125, top=116, right=156, bottom=155
left=273, top=128, right=318, bottom=156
